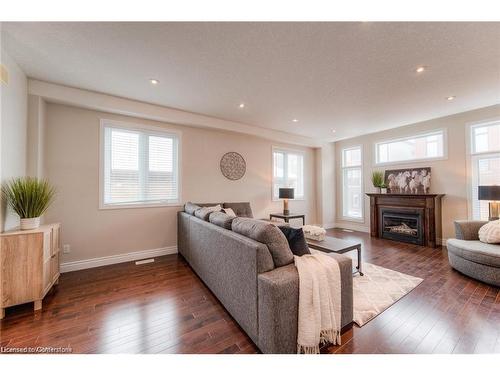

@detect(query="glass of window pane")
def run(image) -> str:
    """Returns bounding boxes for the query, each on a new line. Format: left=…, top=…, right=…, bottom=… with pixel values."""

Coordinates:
left=473, top=155, right=500, bottom=220
left=343, top=168, right=362, bottom=218
left=344, top=148, right=361, bottom=167
left=274, top=152, right=284, bottom=178
left=288, top=154, right=298, bottom=178
left=473, top=123, right=500, bottom=153
left=109, top=130, right=140, bottom=203
left=376, top=131, right=444, bottom=163
left=149, top=136, right=173, bottom=172
left=148, top=136, right=175, bottom=201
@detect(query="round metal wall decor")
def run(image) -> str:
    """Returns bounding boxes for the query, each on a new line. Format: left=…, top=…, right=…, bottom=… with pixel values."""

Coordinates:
left=220, top=152, right=246, bottom=180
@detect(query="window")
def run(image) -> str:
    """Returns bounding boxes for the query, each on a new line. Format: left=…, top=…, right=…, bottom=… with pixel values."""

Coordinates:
left=272, top=148, right=304, bottom=200
left=471, top=121, right=500, bottom=154
left=470, top=121, right=500, bottom=220
left=342, top=146, right=363, bottom=219
left=375, top=130, right=445, bottom=164
left=100, top=120, right=180, bottom=208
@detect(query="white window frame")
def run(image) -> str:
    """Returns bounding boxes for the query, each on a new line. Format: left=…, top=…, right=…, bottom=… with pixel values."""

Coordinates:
left=374, top=129, right=448, bottom=166
left=99, top=119, right=182, bottom=210
left=466, top=118, right=500, bottom=220
left=272, top=146, right=305, bottom=201
left=341, top=145, right=364, bottom=222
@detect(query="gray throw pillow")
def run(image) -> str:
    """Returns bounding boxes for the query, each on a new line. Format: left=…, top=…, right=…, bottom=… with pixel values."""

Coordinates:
left=232, top=217, right=294, bottom=267
left=209, top=211, right=235, bottom=230
left=223, top=202, right=253, bottom=218
left=184, top=202, right=201, bottom=215
left=222, top=208, right=237, bottom=217
left=194, top=205, right=222, bottom=221
left=196, top=202, right=224, bottom=207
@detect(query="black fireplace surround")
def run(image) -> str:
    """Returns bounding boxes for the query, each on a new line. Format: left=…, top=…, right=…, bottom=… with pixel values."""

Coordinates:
left=380, top=208, right=424, bottom=245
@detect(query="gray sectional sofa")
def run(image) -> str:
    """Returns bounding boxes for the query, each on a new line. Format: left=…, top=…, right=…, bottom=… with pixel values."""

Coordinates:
left=446, top=220, right=500, bottom=287
left=177, top=202, right=353, bottom=354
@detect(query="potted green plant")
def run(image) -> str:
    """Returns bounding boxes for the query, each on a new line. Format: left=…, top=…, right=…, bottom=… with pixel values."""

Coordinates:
left=380, top=183, right=388, bottom=194
left=371, top=171, right=384, bottom=193
left=2, top=177, right=56, bottom=230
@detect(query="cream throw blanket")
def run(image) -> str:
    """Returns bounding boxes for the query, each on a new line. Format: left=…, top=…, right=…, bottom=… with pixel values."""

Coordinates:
left=294, top=250, right=342, bottom=354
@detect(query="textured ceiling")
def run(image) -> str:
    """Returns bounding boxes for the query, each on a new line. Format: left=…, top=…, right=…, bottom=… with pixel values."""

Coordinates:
left=3, top=22, right=500, bottom=141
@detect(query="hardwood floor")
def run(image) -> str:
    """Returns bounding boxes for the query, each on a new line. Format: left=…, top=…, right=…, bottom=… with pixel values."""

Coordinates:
left=1, top=228, right=499, bottom=354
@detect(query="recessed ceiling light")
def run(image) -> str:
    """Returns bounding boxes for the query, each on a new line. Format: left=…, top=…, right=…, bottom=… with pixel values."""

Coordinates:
left=239, top=103, right=245, bottom=108
left=447, top=96, right=456, bottom=101
left=149, top=79, right=159, bottom=85
left=292, top=119, right=298, bottom=123
left=416, top=66, right=426, bottom=73
left=332, top=129, right=336, bottom=133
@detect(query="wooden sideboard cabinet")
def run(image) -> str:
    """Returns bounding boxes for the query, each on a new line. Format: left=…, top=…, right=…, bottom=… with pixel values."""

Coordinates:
left=0, top=223, right=61, bottom=319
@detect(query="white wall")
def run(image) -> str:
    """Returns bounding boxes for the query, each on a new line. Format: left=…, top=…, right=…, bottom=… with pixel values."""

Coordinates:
left=334, top=104, right=500, bottom=241
left=0, top=47, right=28, bottom=231
left=27, top=94, right=46, bottom=179
left=315, top=143, right=336, bottom=227
left=43, top=102, right=318, bottom=264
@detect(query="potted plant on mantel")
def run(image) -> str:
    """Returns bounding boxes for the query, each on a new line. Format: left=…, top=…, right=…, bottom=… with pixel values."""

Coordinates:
left=371, top=171, right=385, bottom=193
left=2, top=177, right=56, bottom=230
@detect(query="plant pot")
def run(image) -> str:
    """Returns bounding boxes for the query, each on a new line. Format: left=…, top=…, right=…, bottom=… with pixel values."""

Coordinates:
left=381, top=188, right=388, bottom=194
left=20, top=217, right=41, bottom=230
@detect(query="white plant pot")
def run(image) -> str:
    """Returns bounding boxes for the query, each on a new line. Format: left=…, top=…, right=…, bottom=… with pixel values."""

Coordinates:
left=20, top=217, right=41, bottom=230
left=381, top=188, right=388, bottom=194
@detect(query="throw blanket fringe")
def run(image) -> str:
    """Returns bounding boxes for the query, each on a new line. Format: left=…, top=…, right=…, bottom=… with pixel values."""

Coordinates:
left=295, top=251, right=342, bottom=354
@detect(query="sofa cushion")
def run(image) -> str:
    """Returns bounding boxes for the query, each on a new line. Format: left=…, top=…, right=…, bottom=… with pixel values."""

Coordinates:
left=454, top=220, right=487, bottom=241
left=270, top=220, right=290, bottom=228
left=277, top=226, right=310, bottom=256
left=196, top=202, right=224, bottom=208
left=222, top=207, right=237, bottom=217
left=232, top=217, right=294, bottom=267
left=446, top=238, right=500, bottom=267
left=223, top=202, right=253, bottom=218
left=194, top=204, right=222, bottom=221
left=209, top=211, right=235, bottom=230
left=184, top=202, right=201, bottom=215
left=478, top=220, right=500, bottom=244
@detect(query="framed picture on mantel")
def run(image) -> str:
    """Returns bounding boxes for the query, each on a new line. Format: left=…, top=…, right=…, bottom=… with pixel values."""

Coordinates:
left=384, top=167, right=431, bottom=194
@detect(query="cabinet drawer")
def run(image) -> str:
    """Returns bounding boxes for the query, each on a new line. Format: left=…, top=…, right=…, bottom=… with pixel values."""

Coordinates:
left=0, top=223, right=62, bottom=314
left=1, top=234, right=43, bottom=307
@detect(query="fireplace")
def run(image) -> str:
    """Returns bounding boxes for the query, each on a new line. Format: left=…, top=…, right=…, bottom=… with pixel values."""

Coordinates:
left=366, top=193, right=444, bottom=248
left=380, top=209, right=424, bottom=245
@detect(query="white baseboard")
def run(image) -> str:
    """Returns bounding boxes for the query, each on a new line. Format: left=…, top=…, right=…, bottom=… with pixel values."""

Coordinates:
left=322, top=222, right=336, bottom=229
left=332, top=222, right=370, bottom=233
left=60, top=246, right=178, bottom=273
left=322, top=222, right=370, bottom=232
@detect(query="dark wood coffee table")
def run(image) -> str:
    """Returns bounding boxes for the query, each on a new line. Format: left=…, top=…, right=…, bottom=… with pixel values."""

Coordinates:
left=306, top=236, right=363, bottom=276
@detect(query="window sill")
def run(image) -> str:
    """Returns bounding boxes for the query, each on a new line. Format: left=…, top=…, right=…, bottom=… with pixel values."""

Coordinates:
left=99, top=202, right=183, bottom=210
left=374, top=156, right=448, bottom=167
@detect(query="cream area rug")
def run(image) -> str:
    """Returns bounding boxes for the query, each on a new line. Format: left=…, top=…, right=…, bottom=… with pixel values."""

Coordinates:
left=352, top=263, right=423, bottom=326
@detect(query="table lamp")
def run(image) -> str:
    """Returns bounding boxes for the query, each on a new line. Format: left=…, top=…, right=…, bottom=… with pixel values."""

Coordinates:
left=478, top=185, right=500, bottom=221
left=279, top=188, right=294, bottom=215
